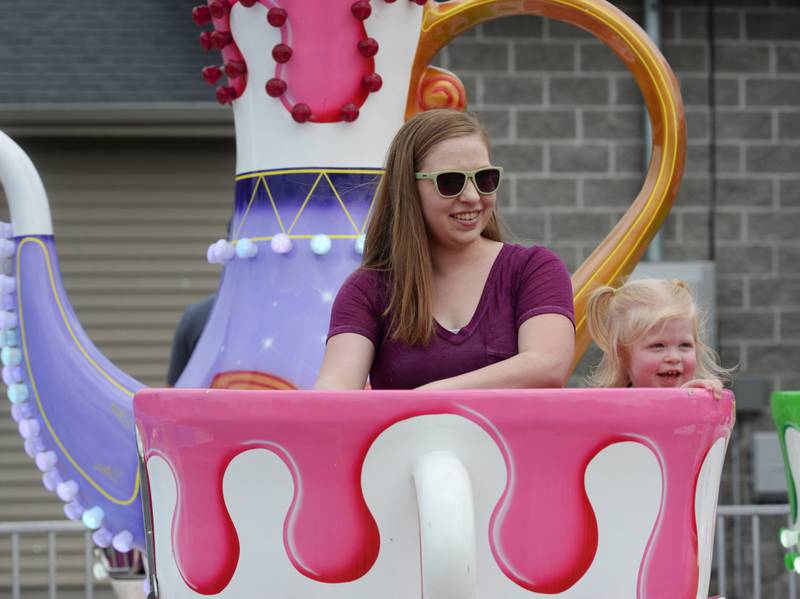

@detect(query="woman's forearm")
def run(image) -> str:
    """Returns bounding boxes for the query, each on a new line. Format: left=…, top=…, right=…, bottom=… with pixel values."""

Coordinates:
left=418, top=314, right=575, bottom=390
left=417, top=350, right=571, bottom=390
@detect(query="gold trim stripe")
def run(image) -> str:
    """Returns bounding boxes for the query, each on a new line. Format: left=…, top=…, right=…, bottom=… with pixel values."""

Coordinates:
left=235, top=168, right=383, bottom=181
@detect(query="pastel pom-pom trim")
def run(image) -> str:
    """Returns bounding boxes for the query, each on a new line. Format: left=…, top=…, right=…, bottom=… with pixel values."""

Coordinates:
left=0, top=274, right=15, bottom=294
left=215, top=239, right=236, bottom=262
left=112, top=530, right=134, bottom=553
left=64, top=501, right=84, bottom=522
left=310, top=234, right=332, bottom=256
left=24, top=437, right=44, bottom=458
left=3, top=365, right=22, bottom=385
left=82, top=506, right=105, bottom=529
left=8, top=383, right=29, bottom=404
left=57, top=480, right=79, bottom=502
left=207, top=239, right=236, bottom=264
left=1, top=347, right=21, bottom=366
left=18, top=418, right=40, bottom=439
left=93, top=528, right=114, bottom=549
left=235, top=238, right=258, bottom=259
left=42, top=470, right=63, bottom=492
left=35, top=450, right=58, bottom=472
left=0, top=239, right=15, bottom=258
left=354, top=234, right=366, bottom=255
left=10, top=402, right=32, bottom=422
left=270, top=233, right=292, bottom=254
left=2, top=328, right=18, bottom=346
left=0, top=311, right=17, bottom=329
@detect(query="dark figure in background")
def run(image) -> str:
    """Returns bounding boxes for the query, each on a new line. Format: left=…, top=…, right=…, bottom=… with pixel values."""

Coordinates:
left=166, top=220, right=231, bottom=385
left=166, top=294, right=216, bottom=386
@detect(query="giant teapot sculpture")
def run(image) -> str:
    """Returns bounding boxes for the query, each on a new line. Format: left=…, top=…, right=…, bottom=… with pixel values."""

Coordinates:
left=0, top=0, right=685, bottom=576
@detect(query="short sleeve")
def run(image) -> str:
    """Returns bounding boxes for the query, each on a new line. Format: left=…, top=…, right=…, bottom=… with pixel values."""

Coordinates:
left=327, top=269, right=384, bottom=345
left=515, top=247, right=575, bottom=329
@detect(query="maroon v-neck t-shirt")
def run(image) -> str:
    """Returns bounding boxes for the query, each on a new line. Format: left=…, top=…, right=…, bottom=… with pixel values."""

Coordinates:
left=327, top=243, right=574, bottom=389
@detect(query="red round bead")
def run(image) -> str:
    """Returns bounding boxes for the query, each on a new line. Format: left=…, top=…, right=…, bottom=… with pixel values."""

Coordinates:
left=361, top=73, right=383, bottom=92
left=357, top=37, right=379, bottom=58
left=210, top=30, right=233, bottom=49
left=351, top=1, right=372, bottom=20
left=199, top=31, right=213, bottom=51
left=292, top=103, right=312, bottom=123
left=267, top=7, right=288, bottom=27
left=192, top=5, right=212, bottom=26
left=411, top=0, right=426, bottom=5
left=272, top=43, right=292, bottom=63
left=265, top=78, right=287, bottom=97
left=208, top=0, right=230, bottom=19
left=202, top=65, right=223, bottom=85
left=340, top=103, right=359, bottom=122
left=224, top=60, right=247, bottom=78
left=239, top=0, right=258, bottom=6
left=215, top=86, right=237, bottom=105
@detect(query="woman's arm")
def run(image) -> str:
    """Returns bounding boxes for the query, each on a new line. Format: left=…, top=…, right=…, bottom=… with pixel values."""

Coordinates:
left=418, top=313, right=575, bottom=390
left=314, top=333, right=375, bottom=390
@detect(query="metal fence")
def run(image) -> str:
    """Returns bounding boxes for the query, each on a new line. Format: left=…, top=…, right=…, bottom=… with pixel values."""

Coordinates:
left=714, top=504, right=796, bottom=599
left=3, top=508, right=800, bottom=598
left=0, top=520, right=96, bottom=599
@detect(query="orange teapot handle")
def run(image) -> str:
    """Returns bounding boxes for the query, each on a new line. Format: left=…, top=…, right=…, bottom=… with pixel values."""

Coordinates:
left=408, top=0, right=686, bottom=366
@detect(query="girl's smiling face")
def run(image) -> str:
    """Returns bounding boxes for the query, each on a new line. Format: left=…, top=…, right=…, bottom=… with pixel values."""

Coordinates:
left=626, top=317, right=697, bottom=388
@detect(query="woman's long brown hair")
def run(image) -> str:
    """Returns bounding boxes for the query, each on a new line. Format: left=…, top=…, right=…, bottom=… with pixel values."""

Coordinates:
left=362, top=109, right=504, bottom=346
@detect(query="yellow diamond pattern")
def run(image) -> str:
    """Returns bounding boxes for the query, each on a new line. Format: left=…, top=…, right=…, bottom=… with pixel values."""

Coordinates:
left=233, top=169, right=382, bottom=241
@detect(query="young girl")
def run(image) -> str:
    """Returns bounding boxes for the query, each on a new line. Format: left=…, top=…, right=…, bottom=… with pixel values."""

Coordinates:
left=586, top=278, right=729, bottom=399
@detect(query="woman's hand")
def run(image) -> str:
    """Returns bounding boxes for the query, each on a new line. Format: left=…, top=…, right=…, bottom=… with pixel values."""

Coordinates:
left=681, top=378, right=724, bottom=400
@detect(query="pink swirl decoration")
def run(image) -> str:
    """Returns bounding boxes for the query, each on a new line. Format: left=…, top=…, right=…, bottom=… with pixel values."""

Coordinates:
left=417, top=68, right=466, bottom=111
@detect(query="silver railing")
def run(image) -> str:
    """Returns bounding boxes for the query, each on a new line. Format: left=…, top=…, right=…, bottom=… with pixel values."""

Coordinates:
left=714, top=504, right=795, bottom=599
left=3, top=508, right=799, bottom=599
left=0, top=520, right=95, bottom=599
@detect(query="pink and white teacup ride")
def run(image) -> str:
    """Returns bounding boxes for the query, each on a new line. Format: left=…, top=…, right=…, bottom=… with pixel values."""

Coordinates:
left=135, top=387, right=734, bottom=598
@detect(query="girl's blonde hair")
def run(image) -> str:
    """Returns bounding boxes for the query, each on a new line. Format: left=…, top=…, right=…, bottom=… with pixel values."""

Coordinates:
left=586, top=278, right=731, bottom=387
left=362, top=109, right=505, bottom=346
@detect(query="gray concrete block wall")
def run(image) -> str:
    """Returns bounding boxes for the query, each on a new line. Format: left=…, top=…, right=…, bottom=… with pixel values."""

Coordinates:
left=434, top=1, right=800, bottom=401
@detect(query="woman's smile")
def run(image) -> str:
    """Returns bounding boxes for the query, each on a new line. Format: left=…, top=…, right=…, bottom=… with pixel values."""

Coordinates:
left=450, top=210, right=481, bottom=225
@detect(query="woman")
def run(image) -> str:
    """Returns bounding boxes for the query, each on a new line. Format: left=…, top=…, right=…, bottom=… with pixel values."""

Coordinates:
left=315, top=109, right=574, bottom=390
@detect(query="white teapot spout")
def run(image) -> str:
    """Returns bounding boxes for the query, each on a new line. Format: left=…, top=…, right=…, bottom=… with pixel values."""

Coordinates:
left=0, top=130, right=53, bottom=236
